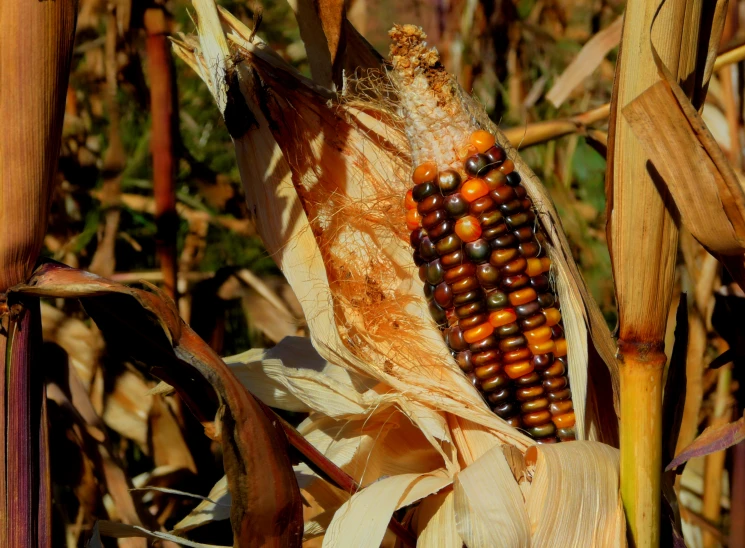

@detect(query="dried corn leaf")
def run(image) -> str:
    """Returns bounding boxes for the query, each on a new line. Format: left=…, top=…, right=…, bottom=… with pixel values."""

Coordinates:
left=623, top=80, right=745, bottom=256
left=173, top=475, right=231, bottom=533
left=546, top=16, right=624, bottom=108
left=667, top=414, right=745, bottom=471
left=96, top=520, right=228, bottom=548
left=11, top=262, right=303, bottom=547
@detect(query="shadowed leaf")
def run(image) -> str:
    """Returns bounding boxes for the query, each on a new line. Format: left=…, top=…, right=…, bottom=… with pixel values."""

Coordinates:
left=667, top=415, right=745, bottom=471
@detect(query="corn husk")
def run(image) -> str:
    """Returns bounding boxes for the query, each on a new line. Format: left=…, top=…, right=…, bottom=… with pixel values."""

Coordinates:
left=173, top=2, right=624, bottom=545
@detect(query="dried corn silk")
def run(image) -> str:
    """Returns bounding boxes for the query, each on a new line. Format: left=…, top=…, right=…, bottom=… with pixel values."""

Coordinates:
left=389, top=25, right=574, bottom=442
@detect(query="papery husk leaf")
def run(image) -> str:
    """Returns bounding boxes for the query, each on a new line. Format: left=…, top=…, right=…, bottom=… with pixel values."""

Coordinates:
left=413, top=489, right=460, bottom=548
left=453, top=444, right=530, bottom=547
left=323, top=471, right=450, bottom=548
left=526, top=442, right=625, bottom=546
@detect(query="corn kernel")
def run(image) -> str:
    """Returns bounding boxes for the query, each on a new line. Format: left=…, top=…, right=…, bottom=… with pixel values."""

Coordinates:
left=405, top=189, right=417, bottom=210
left=552, top=411, right=575, bottom=428
left=529, top=340, right=556, bottom=355
left=505, top=360, right=534, bottom=379
left=524, top=325, right=552, bottom=344
left=540, top=257, right=552, bottom=273
left=523, top=410, right=551, bottom=426
left=489, top=308, right=517, bottom=328
left=461, top=178, right=489, bottom=202
left=508, top=288, right=537, bottom=306
left=406, top=208, right=421, bottom=230
left=554, top=338, right=567, bottom=357
left=543, top=308, right=561, bottom=326
left=469, top=130, right=496, bottom=154
left=498, top=159, right=515, bottom=175
left=455, top=216, right=482, bottom=242
left=525, top=258, right=542, bottom=277
left=463, top=322, right=494, bottom=343
left=458, top=144, right=478, bottom=160
left=413, top=162, right=438, bottom=184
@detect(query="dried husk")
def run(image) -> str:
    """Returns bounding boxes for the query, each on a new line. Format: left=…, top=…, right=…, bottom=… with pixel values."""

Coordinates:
left=174, top=1, right=624, bottom=545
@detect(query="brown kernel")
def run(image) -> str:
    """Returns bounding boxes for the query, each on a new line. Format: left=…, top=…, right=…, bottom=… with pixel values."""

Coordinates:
left=549, top=400, right=573, bottom=415
left=516, top=385, right=545, bottom=401
left=521, top=398, right=550, bottom=413
left=474, top=362, right=501, bottom=379
left=481, top=373, right=509, bottom=392
left=459, top=313, right=489, bottom=330
left=523, top=410, right=551, bottom=426
left=503, top=347, right=531, bottom=363
left=548, top=388, right=571, bottom=402
left=544, top=377, right=568, bottom=391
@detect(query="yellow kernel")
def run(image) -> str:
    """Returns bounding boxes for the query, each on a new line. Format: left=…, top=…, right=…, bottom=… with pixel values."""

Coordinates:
left=525, top=258, right=543, bottom=277
left=524, top=325, right=552, bottom=344
left=543, top=308, right=561, bottom=326
left=489, top=308, right=517, bottom=328
left=461, top=178, right=490, bottom=202
left=405, top=189, right=417, bottom=210
left=413, top=162, right=438, bottom=184
left=540, top=257, right=552, bottom=273
left=508, top=288, right=537, bottom=306
left=554, top=338, right=568, bottom=357
left=552, top=411, right=575, bottom=428
left=505, top=360, right=534, bottom=379
left=469, top=130, right=496, bottom=154
left=529, top=340, right=556, bottom=355
left=463, top=322, right=494, bottom=343
left=405, top=208, right=421, bottom=230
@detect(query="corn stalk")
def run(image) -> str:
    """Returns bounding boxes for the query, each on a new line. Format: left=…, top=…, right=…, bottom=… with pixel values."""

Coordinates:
left=145, top=7, right=179, bottom=301
left=607, top=0, right=710, bottom=545
left=0, top=0, right=78, bottom=546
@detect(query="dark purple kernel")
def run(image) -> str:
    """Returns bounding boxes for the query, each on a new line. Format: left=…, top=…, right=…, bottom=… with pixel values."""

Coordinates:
left=516, top=301, right=541, bottom=318
left=445, top=194, right=469, bottom=218
left=427, top=219, right=454, bottom=241
left=505, top=171, right=522, bottom=186
left=434, top=282, right=453, bottom=308
left=419, top=237, right=438, bottom=261
left=412, top=182, right=437, bottom=202
left=422, top=209, right=448, bottom=230
left=465, top=154, right=490, bottom=176
left=484, top=146, right=506, bottom=166
left=437, top=169, right=462, bottom=195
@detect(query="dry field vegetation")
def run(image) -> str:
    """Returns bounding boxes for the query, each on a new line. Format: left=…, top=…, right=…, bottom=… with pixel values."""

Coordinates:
left=3, top=0, right=745, bottom=546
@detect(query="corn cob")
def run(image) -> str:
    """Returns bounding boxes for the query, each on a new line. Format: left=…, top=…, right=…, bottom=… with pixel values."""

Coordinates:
left=405, top=131, right=576, bottom=443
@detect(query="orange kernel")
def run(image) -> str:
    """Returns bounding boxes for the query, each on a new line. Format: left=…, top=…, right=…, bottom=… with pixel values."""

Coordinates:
left=554, top=338, right=568, bottom=357
left=524, top=325, right=552, bottom=344
left=461, top=178, right=490, bottom=202
left=529, top=340, right=556, bottom=356
left=463, top=322, right=494, bottom=344
left=504, top=360, right=535, bottom=379
left=540, top=257, right=552, bottom=273
left=508, top=288, right=537, bottom=306
left=405, top=189, right=417, bottom=210
left=525, top=258, right=543, bottom=277
left=489, top=308, right=517, bottom=328
left=455, top=216, right=483, bottom=242
left=413, top=162, right=438, bottom=184
left=543, top=308, right=561, bottom=327
left=469, top=130, right=496, bottom=154
left=405, top=209, right=421, bottom=230
left=552, top=411, right=575, bottom=428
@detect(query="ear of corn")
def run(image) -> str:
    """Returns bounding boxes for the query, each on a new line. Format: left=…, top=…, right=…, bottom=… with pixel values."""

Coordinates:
left=404, top=131, right=575, bottom=442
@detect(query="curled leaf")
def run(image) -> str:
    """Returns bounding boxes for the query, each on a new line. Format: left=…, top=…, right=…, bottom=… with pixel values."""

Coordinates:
left=667, top=415, right=745, bottom=471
